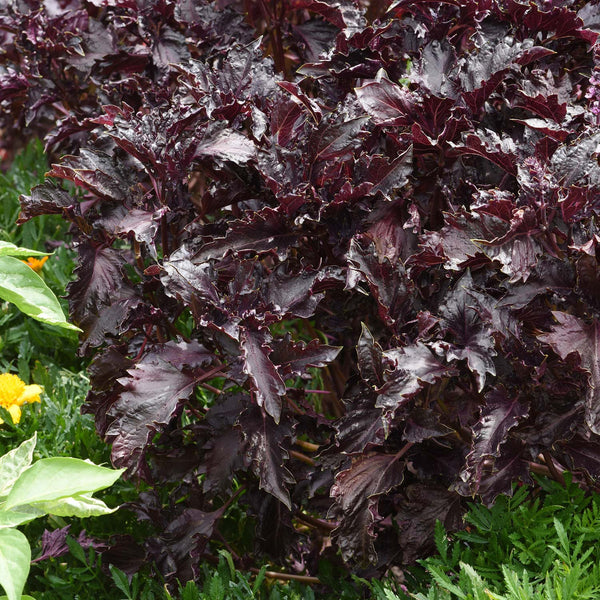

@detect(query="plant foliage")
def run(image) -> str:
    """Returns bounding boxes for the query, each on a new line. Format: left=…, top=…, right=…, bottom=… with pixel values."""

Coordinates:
left=4, top=0, right=600, bottom=583
left=415, top=477, right=600, bottom=599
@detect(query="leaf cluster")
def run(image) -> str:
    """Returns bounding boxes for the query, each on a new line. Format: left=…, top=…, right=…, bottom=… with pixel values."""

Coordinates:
left=5, top=0, right=600, bottom=584
left=416, top=477, right=600, bottom=599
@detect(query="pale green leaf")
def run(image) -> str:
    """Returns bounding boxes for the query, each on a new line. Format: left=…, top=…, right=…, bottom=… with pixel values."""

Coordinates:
left=0, top=435, right=36, bottom=498
left=4, top=458, right=124, bottom=510
left=0, top=505, right=44, bottom=529
left=0, top=256, right=81, bottom=331
left=0, top=241, right=49, bottom=258
left=29, top=493, right=119, bottom=518
left=0, top=528, right=30, bottom=600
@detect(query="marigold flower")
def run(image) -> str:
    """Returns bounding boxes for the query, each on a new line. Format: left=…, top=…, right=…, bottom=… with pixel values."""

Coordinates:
left=0, top=373, right=42, bottom=424
left=21, top=255, right=49, bottom=273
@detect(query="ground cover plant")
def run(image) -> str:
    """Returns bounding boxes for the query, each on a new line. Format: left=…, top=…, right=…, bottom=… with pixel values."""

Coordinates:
left=412, top=475, right=600, bottom=599
left=4, top=0, right=600, bottom=593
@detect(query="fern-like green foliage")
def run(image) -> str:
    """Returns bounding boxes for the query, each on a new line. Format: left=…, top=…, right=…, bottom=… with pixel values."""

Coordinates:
left=172, top=552, right=319, bottom=600
left=412, top=475, right=600, bottom=600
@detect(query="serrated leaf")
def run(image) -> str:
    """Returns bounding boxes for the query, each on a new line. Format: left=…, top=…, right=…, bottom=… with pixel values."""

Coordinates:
left=330, top=453, right=405, bottom=563
left=538, top=312, right=600, bottom=434
left=462, top=388, right=529, bottom=493
left=310, top=116, right=369, bottom=163
left=107, top=341, right=212, bottom=472
left=242, top=406, right=294, bottom=509
left=240, top=328, right=286, bottom=423
left=355, top=74, right=416, bottom=126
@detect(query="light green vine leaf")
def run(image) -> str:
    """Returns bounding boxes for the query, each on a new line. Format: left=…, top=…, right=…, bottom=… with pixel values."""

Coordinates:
left=4, top=458, right=124, bottom=510
left=0, top=256, right=81, bottom=331
left=0, top=241, right=49, bottom=258
left=27, top=493, right=118, bottom=518
left=0, top=435, right=36, bottom=499
left=0, top=528, right=30, bottom=600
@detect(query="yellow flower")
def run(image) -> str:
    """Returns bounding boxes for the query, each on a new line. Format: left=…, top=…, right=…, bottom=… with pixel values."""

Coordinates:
left=0, top=373, right=42, bottom=424
left=21, top=255, right=49, bottom=273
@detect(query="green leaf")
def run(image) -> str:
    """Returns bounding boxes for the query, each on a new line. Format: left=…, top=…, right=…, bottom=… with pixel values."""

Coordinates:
left=0, top=506, right=44, bottom=529
left=26, top=493, right=119, bottom=518
left=553, top=518, right=569, bottom=555
left=65, top=537, right=87, bottom=565
left=0, top=241, right=49, bottom=258
left=0, top=256, right=80, bottom=331
left=434, top=520, right=448, bottom=562
left=0, top=597, right=36, bottom=600
left=252, top=565, right=267, bottom=594
left=4, top=458, right=124, bottom=510
left=0, top=528, right=31, bottom=600
left=109, top=565, right=132, bottom=600
left=0, top=435, right=36, bottom=498
left=427, top=564, right=467, bottom=599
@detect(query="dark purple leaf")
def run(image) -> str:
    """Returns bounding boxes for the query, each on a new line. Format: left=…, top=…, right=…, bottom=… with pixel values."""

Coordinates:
left=330, top=452, right=405, bottom=563
left=195, top=128, right=256, bottom=165
left=474, top=439, right=532, bottom=506
left=270, top=335, right=341, bottom=378
left=240, top=328, right=287, bottom=423
left=101, top=535, right=147, bottom=576
left=347, top=236, right=412, bottom=327
left=355, top=75, right=417, bottom=126
left=264, top=265, right=323, bottom=318
left=403, top=408, right=453, bottom=444
left=550, top=131, right=600, bottom=186
left=513, top=92, right=567, bottom=123
left=356, top=324, right=385, bottom=388
left=410, top=39, right=457, bottom=97
left=203, top=429, right=244, bottom=496
left=393, top=484, right=463, bottom=563
left=461, top=387, right=529, bottom=493
left=96, top=206, right=165, bottom=252
left=333, top=405, right=387, bottom=456
left=450, top=132, right=518, bottom=176
left=538, top=312, right=600, bottom=435
left=242, top=405, right=295, bottom=509
left=292, top=20, right=338, bottom=62
left=376, top=342, right=449, bottom=410
left=362, top=144, right=413, bottom=201
left=439, top=271, right=497, bottom=392
left=289, top=0, right=351, bottom=29
left=48, top=149, right=136, bottom=202
left=277, top=81, right=323, bottom=123
left=161, top=246, right=220, bottom=305
left=418, top=211, right=486, bottom=272
left=18, top=180, right=78, bottom=221
left=557, top=436, right=600, bottom=478
left=156, top=506, right=225, bottom=580
left=67, top=243, right=127, bottom=331
left=195, top=208, right=297, bottom=262
left=107, top=341, right=213, bottom=473
left=269, top=99, right=305, bottom=147
left=309, top=116, right=369, bottom=164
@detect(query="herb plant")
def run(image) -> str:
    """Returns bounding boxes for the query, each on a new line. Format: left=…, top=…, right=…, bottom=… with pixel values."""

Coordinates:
left=4, top=0, right=600, bottom=584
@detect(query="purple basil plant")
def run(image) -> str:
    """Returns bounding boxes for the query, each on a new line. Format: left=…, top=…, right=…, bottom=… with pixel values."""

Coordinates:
left=4, top=0, right=600, bottom=583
